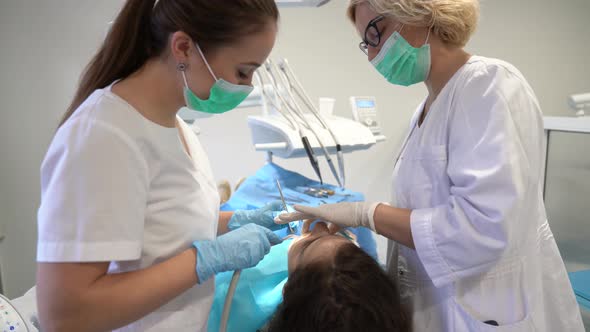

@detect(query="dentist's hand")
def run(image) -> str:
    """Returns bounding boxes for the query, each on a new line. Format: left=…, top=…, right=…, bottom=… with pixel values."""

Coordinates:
left=275, top=202, right=383, bottom=232
left=228, top=201, right=286, bottom=231
left=192, top=224, right=282, bottom=283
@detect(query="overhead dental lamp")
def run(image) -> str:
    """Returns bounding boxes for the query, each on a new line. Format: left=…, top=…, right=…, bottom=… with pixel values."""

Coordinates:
left=275, top=0, right=331, bottom=7
left=568, top=93, right=590, bottom=117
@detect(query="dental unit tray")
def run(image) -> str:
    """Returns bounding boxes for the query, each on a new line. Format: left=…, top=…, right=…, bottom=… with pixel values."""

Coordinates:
left=248, top=113, right=385, bottom=158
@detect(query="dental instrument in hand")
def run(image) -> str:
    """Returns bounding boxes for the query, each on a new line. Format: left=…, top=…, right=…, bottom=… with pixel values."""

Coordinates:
left=276, top=179, right=297, bottom=235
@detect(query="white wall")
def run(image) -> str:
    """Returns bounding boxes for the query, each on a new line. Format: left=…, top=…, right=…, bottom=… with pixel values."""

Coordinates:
left=0, top=0, right=123, bottom=298
left=0, top=0, right=589, bottom=299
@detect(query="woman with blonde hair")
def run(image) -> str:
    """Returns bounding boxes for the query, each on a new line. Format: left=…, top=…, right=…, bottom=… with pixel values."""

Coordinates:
left=277, top=0, right=585, bottom=330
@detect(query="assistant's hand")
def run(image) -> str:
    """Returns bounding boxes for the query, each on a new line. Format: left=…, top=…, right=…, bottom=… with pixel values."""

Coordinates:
left=228, top=201, right=286, bottom=231
left=192, top=224, right=282, bottom=283
left=275, top=202, right=383, bottom=232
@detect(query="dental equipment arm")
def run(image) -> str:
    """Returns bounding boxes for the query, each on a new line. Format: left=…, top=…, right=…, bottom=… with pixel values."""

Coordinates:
left=268, top=59, right=342, bottom=187
left=255, top=72, right=299, bottom=133
left=266, top=60, right=342, bottom=186
left=260, top=63, right=324, bottom=184
left=279, top=58, right=346, bottom=187
left=257, top=70, right=318, bottom=177
left=257, top=69, right=322, bottom=184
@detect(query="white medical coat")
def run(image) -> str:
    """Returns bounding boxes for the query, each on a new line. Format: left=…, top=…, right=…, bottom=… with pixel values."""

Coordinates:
left=387, top=56, right=584, bottom=331
left=38, top=86, right=220, bottom=331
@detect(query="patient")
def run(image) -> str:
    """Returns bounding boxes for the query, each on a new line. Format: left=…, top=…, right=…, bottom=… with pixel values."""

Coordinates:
left=11, top=222, right=409, bottom=332
left=266, top=222, right=411, bottom=332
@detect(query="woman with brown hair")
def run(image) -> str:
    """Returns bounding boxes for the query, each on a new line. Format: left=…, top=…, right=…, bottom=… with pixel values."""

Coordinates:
left=35, top=1, right=284, bottom=331
left=267, top=222, right=411, bottom=332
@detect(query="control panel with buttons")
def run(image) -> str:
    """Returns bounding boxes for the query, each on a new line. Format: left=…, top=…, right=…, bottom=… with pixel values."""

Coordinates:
left=349, top=96, right=381, bottom=135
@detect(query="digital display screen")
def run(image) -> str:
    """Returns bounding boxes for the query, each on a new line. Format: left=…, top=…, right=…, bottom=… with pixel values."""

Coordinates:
left=356, top=99, right=375, bottom=108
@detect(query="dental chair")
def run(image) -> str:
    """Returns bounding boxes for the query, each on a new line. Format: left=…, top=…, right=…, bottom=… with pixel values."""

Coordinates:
left=1, top=287, right=40, bottom=331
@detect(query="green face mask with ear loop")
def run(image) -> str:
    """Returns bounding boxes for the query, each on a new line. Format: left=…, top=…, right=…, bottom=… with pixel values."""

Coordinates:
left=180, top=42, right=254, bottom=114
left=370, top=25, right=432, bottom=86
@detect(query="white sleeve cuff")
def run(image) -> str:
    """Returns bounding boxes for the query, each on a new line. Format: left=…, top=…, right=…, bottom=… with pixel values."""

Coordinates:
left=37, top=241, right=142, bottom=262
left=410, top=207, right=456, bottom=287
left=367, top=202, right=389, bottom=232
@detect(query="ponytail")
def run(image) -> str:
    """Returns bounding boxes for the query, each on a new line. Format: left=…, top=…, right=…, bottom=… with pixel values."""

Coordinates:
left=59, top=0, right=156, bottom=128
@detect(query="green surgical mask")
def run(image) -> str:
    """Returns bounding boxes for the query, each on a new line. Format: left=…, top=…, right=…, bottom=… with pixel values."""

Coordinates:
left=370, top=26, right=431, bottom=86
left=181, top=43, right=254, bottom=114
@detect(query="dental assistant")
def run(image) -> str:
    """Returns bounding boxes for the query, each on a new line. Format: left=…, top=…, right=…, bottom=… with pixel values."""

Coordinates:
left=278, top=0, right=585, bottom=331
left=35, top=0, right=285, bottom=331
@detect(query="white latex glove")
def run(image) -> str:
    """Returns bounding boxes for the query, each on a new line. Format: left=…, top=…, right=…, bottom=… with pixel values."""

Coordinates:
left=274, top=202, right=383, bottom=232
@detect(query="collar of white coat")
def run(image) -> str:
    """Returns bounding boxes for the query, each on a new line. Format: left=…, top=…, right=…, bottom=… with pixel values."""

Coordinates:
left=393, top=101, right=425, bottom=168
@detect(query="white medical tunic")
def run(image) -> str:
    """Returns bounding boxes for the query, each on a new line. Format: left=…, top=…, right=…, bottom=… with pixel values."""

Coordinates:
left=37, top=85, right=220, bottom=331
left=388, top=56, right=584, bottom=331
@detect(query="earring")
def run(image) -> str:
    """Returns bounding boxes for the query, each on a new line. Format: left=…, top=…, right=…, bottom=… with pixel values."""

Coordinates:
left=177, top=63, right=188, bottom=72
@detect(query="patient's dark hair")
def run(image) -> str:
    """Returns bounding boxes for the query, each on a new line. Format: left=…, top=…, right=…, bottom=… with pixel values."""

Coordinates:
left=267, top=243, right=411, bottom=332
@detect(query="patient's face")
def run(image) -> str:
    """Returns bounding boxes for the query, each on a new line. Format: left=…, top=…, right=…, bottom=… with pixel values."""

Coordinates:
left=287, top=222, right=355, bottom=272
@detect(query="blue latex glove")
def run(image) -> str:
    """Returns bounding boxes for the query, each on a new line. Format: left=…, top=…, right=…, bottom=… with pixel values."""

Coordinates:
left=227, top=201, right=286, bottom=231
left=193, top=224, right=282, bottom=283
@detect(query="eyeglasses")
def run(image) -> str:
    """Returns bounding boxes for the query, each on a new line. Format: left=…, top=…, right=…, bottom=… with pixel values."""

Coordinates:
left=359, top=15, right=385, bottom=55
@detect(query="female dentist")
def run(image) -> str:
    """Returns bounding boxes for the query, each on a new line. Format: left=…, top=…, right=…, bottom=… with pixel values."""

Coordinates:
left=36, top=0, right=284, bottom=331
left=278, top=0, right=585, bottom=331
